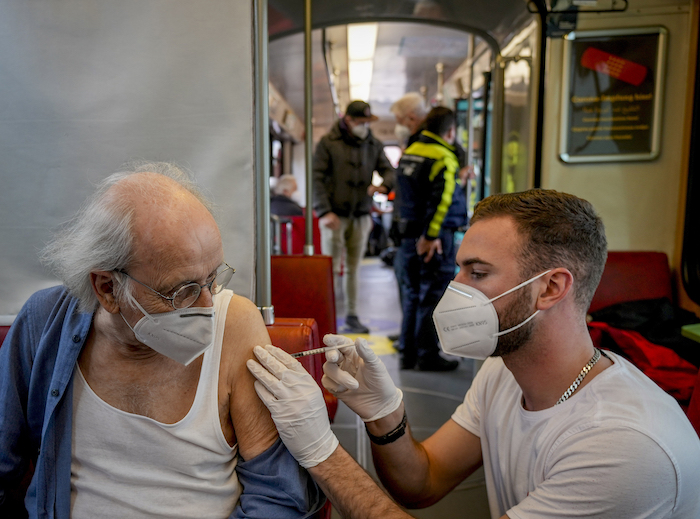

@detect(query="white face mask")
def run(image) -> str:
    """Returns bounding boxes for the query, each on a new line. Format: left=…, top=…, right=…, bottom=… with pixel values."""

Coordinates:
left=394, top=124, right=411, bottom=144
left=432, top=270, right=551, bottom=360
left=351, top=123, right=369, bottom=140
left=120, top=296, right=215, bottom=365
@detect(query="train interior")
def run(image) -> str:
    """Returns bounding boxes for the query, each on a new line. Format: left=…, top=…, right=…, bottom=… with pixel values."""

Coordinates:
left=0, top=0, right=699, bottom=517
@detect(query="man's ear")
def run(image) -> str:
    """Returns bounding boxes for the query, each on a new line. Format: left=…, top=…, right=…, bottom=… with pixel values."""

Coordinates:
left=90, top=271, right=120, bottom=314
left=535, top=268, right=574, bottom=311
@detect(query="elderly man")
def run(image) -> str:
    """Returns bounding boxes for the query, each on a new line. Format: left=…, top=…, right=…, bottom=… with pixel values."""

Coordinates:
left=0, top=163, right=325, bottom=518
left=271, top=174, right=304, bottom=217
left=390, top=92, right=428, bottom=149
left=249, top=189, right=700, bottom=519
left=313, top=100, right=395, bottom=334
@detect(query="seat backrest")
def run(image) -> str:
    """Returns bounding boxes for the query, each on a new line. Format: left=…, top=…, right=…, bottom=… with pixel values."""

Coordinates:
left=589, top=251, right=673, bottom=314
left=271, top=255, right=336, bottom=340
left=278, top=216, right=321, bottom=255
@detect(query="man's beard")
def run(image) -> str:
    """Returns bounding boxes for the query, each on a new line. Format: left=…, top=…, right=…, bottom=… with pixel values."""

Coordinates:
left=492, top=288, right=536, bottom=357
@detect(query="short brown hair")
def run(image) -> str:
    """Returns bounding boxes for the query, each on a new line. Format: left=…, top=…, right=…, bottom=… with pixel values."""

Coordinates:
left=471, top=189, right=607, bottom=311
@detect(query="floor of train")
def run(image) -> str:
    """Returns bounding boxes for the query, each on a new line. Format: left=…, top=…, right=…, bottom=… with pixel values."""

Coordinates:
left=329, top=257, right=490, bottom=519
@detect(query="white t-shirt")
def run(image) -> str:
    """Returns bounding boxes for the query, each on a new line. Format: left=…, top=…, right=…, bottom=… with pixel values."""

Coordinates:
left=452, top=352, right=700, bottom=519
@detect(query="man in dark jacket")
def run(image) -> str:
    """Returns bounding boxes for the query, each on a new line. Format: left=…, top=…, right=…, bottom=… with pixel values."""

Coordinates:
left=394, top=106, right=468, bottom=371
left=313, top=101, right=395, bottom=334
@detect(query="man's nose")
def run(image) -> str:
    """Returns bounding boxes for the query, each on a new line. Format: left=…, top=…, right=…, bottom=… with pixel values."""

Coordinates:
left=194, top=286, right=214, bottom=307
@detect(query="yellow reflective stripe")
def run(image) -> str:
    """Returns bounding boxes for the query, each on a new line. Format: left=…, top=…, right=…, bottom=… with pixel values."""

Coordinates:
left=427, top=166, right=456, bottom=238
left=402, top=139, right=459, bottom=239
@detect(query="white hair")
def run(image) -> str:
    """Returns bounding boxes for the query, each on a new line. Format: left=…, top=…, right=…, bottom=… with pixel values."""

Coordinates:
left=40, top=161, right=215, bottom=313
left=390, top=92, right=427, bottom=120
left=273, top=174, right=297, bottom=196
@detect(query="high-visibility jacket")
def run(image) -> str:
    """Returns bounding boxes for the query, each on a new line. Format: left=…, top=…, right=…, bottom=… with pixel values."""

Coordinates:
left=396, top=130, right=467, bottom=239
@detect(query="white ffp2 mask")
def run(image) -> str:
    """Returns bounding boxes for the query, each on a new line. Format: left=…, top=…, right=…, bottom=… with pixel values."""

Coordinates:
left=432, top=270, right=550, bottom=360
left=121, top=297, right=215, bottom=365
left=351, top=124, right=369, bottom=140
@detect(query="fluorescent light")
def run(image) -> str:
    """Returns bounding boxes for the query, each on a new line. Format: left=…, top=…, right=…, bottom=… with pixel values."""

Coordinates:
left=347, top=24, right=378, bottom=61
left=347, top=23, right=378, bottom=102
left=350, top=83, right=370, bottom=102
left=349, top=60, right=373, bottom=84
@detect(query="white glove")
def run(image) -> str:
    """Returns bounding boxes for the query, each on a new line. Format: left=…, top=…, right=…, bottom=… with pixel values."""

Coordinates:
left=321, top=334, right=403, bottom=422
left=247, top=345, right=339, bottom=469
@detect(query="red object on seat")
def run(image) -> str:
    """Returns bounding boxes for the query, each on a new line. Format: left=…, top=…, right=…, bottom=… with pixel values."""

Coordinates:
left=588, top=321, right=698, bottom=406
left=589, top=251, right=673, bottom=314
left=0, top=325, right=9, bottom=347
left=687, top=369, right=700, bottom=438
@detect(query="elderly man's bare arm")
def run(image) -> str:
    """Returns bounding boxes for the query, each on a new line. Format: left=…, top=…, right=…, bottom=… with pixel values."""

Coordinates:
left=220, top=294, right=278, bottom=459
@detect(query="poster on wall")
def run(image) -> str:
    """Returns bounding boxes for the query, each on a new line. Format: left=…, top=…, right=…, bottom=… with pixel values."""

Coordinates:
left=559, top=27, right=667, bottom=163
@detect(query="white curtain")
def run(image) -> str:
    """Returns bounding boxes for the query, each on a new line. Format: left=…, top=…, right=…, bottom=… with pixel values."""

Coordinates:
left=0, top=0, right=257, bottom=319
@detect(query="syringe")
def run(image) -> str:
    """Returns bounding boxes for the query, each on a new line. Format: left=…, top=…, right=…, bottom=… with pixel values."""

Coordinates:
left=290, top=344, right=350, bottom=358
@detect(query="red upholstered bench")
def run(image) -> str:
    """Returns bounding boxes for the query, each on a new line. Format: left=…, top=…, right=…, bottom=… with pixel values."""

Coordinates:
left=588, top=251, right=700, bottom=436
left=589, top=251, right=674, bottom=313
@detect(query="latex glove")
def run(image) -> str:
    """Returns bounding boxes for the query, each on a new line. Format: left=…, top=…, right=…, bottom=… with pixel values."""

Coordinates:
left=247, top=345, right=339, bottom=469
left=322, top=334, right=403, bottom=422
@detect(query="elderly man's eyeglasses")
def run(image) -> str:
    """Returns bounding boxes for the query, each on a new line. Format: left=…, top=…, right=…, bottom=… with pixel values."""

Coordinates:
left=116, top=262, right=235, bottom=310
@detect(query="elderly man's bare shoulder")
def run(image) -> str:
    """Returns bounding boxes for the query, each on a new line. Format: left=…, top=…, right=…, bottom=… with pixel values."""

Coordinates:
left=218, top=292, right=277, bottom=457
left=222, top=293, right=271, bottom=352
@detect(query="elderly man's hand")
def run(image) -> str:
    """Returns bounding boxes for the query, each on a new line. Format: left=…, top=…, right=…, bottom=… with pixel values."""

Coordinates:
left=247, top=345, right=339, bottom=468
left=321, top=335, right=403, bottom=422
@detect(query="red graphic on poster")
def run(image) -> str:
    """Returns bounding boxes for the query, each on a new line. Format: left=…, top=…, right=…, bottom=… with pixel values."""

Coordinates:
left=581, top=47, right=648, bottom=86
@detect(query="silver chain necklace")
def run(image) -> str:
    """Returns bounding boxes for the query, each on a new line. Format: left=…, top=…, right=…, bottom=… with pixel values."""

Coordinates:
left=556, top=348, right=602, bottom=405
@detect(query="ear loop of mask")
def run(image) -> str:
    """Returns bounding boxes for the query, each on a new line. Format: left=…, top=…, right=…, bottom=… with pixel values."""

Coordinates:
left=490, top=269, right=551, bottom=337
left=112, top=271, right=159, bottom=334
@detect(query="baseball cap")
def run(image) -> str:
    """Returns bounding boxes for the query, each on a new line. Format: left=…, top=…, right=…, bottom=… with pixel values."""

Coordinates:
left=345, top=100, right=379, bottom=121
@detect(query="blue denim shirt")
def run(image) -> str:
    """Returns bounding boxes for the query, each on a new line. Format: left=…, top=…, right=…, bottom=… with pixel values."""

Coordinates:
left=0, top=286, right=324, bottom=518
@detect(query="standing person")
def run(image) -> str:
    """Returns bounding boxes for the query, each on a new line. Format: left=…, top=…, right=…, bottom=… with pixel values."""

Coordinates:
left=248, top=189, right=700, bottom=519
left=0, top=162, right=325, bottom=518
left=387, top=92, right=429, bottom=348
left=270, top=174, right=304, bottom=217
left=313, top=100, right=395, bottom=334
left=395, top=106, right=467, bottom=371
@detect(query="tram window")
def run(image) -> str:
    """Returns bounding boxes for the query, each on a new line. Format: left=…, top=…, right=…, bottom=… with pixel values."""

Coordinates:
left=501, top=58, right=532, bottom=194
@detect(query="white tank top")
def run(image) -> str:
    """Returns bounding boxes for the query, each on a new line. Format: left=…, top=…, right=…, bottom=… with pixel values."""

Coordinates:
left=71, top=290, right=240, bottom=518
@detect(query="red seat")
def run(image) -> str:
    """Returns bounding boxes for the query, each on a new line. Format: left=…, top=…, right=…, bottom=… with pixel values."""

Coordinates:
left=276, top=215, right=321, bottom=255
left=0, top=325, right=9, bottom=347
left=589, top=251, right=673, bottom=314
left=687, top=368, right=700, bottom=438
left=271, top=255, right=337, bottom=340
left=266, top=317, right=335, bottom=519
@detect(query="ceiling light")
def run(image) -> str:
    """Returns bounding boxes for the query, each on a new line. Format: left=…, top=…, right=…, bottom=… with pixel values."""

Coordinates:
left=347, top=24, right=378, bottom=61
left=347, top=23, right=378, bottom=102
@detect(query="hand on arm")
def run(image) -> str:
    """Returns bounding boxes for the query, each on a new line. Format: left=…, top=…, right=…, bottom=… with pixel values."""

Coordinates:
left=247, top=345, right=339, bottom=468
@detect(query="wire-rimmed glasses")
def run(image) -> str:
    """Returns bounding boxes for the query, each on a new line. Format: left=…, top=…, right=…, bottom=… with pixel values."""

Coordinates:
left=116, top=262, right=235, bottom=309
